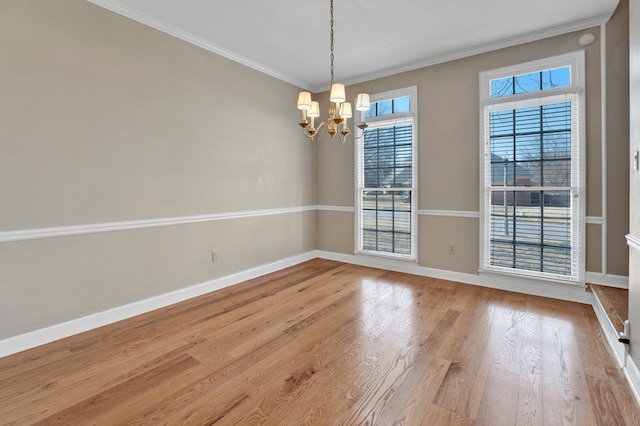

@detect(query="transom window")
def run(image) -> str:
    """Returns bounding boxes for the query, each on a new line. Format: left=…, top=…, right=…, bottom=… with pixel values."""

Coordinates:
left=356, top=87, right=418, bottom=260
left=365, top=96, right=410, bottom=118
left=490, top=66, right=570, bottom=98
left=479, top=52, right=585, bottom=283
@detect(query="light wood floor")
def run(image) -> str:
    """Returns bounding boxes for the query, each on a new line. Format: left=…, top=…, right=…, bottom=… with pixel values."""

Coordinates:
left=0, top=259, right=638, bottom=425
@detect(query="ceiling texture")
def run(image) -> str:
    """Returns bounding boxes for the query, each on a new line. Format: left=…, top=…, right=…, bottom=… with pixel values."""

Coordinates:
left=87, top=0, right=620, bottom=92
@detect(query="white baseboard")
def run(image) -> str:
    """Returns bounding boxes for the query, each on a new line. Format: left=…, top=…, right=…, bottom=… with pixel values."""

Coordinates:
left=623, top=355, right=640, bottom=408
left=315, top=250, right=592, bottom=304
left=0, top=251, right=316, bottom=358
left=586, top=272, right=629, bottom=289
left=591, top=292, right=626, bottom=368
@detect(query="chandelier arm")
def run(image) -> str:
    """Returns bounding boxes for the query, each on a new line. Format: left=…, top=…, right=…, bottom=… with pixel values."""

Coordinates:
left=314, top=122, right=328, bottom=142
left=304, top=121, right=329, bottom=142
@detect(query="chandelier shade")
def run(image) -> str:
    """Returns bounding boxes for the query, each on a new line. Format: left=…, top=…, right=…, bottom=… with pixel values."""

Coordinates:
left=297, top=92, right=312, bottom=111
left=329, top=83, right=346, bottom=103
left=339, top=102, right=352, bottom=119
left=355, top=93, right=371, bottom=111
left=308, top=101, right=320, bottom=118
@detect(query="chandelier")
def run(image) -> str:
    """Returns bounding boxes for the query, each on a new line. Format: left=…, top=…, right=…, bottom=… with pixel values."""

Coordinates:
left=296, top=0, right=370, bottom=143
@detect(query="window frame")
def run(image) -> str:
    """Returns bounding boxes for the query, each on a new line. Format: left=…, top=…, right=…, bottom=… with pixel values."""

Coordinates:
left=355, top=86, right=418, bottom=261
left=478, top=51, right=586, bottom=284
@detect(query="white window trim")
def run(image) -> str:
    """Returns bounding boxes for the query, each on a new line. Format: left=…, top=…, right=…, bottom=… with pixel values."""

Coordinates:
left=355, top=86, right=418, bottom=261
left=478, top=51, right=586, bottom=284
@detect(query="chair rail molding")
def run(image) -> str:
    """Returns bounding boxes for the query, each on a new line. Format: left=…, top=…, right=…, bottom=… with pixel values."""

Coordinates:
left=627, top=234, right=640, bottom=252
left=0, top=206, right=316, bottom=244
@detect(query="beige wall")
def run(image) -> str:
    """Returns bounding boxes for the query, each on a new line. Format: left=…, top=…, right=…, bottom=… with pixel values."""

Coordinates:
left=0, top=1, right=316, bottom=339
left=317, top=10, right=630, bottom=278
left=628, top=0, right=640, bottom=366
left=607, top=0, right=631, bottom=276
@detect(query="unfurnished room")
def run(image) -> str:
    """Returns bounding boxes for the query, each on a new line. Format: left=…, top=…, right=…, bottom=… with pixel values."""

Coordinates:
left=1, top=0, right=640, bottom=424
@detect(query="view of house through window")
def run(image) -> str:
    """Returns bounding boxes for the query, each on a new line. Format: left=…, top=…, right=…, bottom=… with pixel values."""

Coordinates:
left=480, top=53, right=585, bottom=283
left=356, top=87, right=417, bottom=260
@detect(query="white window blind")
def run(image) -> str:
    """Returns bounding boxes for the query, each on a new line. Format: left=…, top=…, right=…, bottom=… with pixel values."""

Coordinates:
left=479, top=53, right=585, bottom=284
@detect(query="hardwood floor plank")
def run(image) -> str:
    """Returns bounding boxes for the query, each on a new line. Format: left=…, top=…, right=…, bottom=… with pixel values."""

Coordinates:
left=31, top=353, right=201, bottom=425
left=218, top=320, right=362, bottom=425
left=568, top=302, right=612, bottom=381
left=585, top=374, right=626, bottom=426
left=0, top=260, right=637, bottom=424
left=0, top=260, right=344, bottom=404
left=515, top=297, right=544, bottom=425
left=535, top=297, right=599, bottom=425
left=71, top=259, right=343, bottom=355
left=396, top=357, right=452, bottom=425
left=207, top=281, right=377, bottom=424
left=334, top=298, right=457, bottom=424
left=604, top=363, right=640, bottom=426
left=423, top=404, right=475, bottom=426
left=127, top=267, right=391, bottom=424
left=475, top=366, right=520, bottom=426
left=0, top=337, right=207, bottom=416
left=386, top=309, right=462, bottom=424
left=124, top=332, right=295, bottom=425
left=433, top=289, right=505, bottom=419
left=262, top=279, right=425, bottom=424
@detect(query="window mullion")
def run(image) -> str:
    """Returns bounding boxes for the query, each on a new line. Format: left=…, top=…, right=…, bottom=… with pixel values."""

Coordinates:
left=511, top=109, right=516, bottom=269
left=539, top=105, right=545, bottom=273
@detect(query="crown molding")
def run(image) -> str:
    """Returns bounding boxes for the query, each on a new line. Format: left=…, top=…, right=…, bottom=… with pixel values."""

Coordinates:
left=86, top=1, right=612, bottom=93
left=339, top=13, right=614, bottom=90
left=85, top=0, right=311, bottom=90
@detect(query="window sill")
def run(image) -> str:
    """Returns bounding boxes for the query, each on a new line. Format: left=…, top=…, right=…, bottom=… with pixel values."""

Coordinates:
left=478, top=267, right=584, bottom=286
left=356, top=250, right=417, bottom=264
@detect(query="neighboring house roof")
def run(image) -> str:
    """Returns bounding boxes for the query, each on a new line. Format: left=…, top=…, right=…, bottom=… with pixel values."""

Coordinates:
left=490, top=153, right=532, bottom=183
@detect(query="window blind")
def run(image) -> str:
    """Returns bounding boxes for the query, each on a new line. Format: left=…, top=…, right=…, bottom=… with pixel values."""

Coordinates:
left=481, top=92, right=584, bottom=283
left=360, top=122, right=413, bottom=256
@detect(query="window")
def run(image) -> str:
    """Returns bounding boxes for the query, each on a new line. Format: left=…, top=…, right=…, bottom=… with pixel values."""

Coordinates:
left=356, top=87, right=418, bottom=260
left=479, top=52, right=585, bottom=283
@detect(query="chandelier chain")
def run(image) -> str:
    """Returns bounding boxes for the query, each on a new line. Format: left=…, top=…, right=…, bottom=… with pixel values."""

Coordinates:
left=330, top=0, right=334, bottom=86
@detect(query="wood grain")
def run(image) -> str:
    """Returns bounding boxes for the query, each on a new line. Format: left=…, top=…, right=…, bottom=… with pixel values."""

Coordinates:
left=0, top=259, right=637, bottom=425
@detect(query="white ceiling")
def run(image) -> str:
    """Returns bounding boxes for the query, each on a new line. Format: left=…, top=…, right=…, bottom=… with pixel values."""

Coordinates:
left=88, top=0, right=619, bottom=92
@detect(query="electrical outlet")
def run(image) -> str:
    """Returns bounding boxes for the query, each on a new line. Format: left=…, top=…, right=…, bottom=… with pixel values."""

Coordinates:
left=448, top=245, right=456, bottom=255
left=211, top=251, right=218, bottom=262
